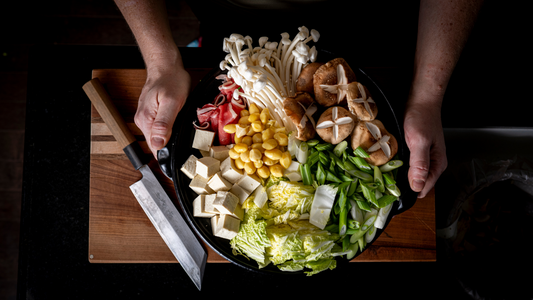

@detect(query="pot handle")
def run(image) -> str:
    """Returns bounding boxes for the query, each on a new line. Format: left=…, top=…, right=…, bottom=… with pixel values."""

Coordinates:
left=157, top=143, right=173, bottom=180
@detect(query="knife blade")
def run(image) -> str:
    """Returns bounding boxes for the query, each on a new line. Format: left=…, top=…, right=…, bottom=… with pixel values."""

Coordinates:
left=83, top=78, right=207, bottom=290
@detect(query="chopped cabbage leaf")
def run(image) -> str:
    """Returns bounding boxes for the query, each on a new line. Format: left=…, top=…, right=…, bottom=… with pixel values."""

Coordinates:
left=230, top=181, right=341, bottom=275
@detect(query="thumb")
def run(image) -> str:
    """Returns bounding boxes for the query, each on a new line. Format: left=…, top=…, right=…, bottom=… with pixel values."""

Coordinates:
left=408, top=142, right=430, bottom=193
left=149, top=104, right=178, bottom=152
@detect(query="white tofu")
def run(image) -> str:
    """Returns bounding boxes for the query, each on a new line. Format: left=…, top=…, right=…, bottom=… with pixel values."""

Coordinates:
left=192, top=129, right=215, bottom=152
left=230, top=183, right=251, bottom=205
left=200, top=150, right=210, bottom=157
left=207, top=172, right=232, bottom=192
left=214, top=214, right=240, bottom=240
left=236, top=173, right=261, bottom=194
left=203, top=194, right=219, bottom=214
left=192, top=195, right=217, bottom=218
left=212, top=191, right=239, bottom=215
left=220, top=157, right=244, bottom=184
left=180, top=155, right=198, bottom=179
left=189, top=174, right=214, bottom=195
left=210, top=145, right=230, bottom=161
left=211, top=214, right=220, bottom=235
left=196, top=157, right=220, bottom=179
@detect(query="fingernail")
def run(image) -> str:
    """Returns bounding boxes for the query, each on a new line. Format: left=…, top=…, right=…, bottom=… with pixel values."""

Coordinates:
left=151, top=137, right=164, bottom=149
left=412, top=179, right=425, bottom=191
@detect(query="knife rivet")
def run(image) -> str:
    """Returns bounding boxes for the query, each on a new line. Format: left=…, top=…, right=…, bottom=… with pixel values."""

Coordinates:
left=90, top=254, right=94, bottom=259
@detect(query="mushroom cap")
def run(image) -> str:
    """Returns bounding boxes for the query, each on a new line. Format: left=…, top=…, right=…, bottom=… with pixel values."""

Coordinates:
left=313, top=58, right=357, bottom=107
left=347, top=82, right=378, bottom=121
left=316, top=106, right=355, bottom=145
left=283, top=92, right=317, bottom=141
left=295, top=62, right=324, bottom=96
left=351, top=119, right=398, bottom=166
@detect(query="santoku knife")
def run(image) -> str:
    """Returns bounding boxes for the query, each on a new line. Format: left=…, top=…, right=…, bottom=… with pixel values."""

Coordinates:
left=83, top=78, right=206, bottom=290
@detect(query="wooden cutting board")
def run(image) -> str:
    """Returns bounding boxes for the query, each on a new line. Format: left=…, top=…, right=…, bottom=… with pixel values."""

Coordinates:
left=88, top=69, right=436, bottom=264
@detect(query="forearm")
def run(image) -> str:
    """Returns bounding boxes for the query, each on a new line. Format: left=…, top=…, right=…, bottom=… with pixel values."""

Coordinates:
left=114, top=0, right=183, bottom=72
left=410, top=0, right=484, bottom=107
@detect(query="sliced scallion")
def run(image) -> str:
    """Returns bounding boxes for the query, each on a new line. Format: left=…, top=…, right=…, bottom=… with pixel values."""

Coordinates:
left=379, top=160, right=403, bottom=172
left=354, top=146, right=370, bottom=158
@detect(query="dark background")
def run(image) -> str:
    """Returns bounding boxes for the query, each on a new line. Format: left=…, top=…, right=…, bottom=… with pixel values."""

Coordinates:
left=0, top=1, right=530, bottom=299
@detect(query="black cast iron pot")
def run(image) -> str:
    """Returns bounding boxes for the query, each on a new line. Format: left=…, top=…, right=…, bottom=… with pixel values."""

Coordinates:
left=157, top=50, right=417, bottom=274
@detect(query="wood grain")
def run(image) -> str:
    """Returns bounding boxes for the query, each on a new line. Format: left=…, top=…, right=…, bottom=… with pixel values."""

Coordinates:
left=88, top=69, right=436, bottom=264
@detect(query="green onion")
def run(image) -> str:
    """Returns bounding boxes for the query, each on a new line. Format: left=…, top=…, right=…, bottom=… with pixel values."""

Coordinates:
left=383, top=173, right=396, bottom=185
left=348, top=219, right=360, bottom=229
left=337, top=181, right=351, bottom=196
left=325, top=223, right=339, bottom=233
left=316, top=163, right=326, bottom=185
left=307, top=151, right=320, bottom=167
left=354, top=146, right=370, bottom=158
left=326, top=170, right=342, bottom=183
left=346, top=241, right=359, bottom=260
left=307, top=139, right=320, bottom=147
left=315, top=143, right=334, bottom=151
left=342, top=235, right=351, bottom=251
left=386, top=184, right=401, bottom=197
left=353, top=157, right=373, bottom=174
left=379, top=160, right=403, bottom=172
left=297, top=141, right=309, bottom=164
left=333, top=140, right=348, bottom=157
left=361, top=183, right=379, bottom=207
left=339, top=206, right=348, bottom=235
left=377, top=195, right=398, bottom=208
left=347, top=169, right=373, bottom=182
left=343, top=159, right=357, bottom=172
left=318, top=151, right=330, bottom=166
left=338, top=173, right=352, bottom=182
left=355, top=199, right=371, bottom=212
left=349, top=214, right=376, bottom=243
left=301, top=163, right=313, bottom=185
left=357, top=236, right=366, bottom=251
left=374, top=165, right=385, bottom=193
left=347, top=179, right=358, bottom=196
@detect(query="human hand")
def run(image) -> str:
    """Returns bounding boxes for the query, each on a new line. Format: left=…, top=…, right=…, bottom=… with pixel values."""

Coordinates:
left=403, top=97, right=447, bottom=198
left=135, top=66, right=191, bottom=157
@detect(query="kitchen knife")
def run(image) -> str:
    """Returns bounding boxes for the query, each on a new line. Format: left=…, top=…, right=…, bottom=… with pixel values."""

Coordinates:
left=83, top=78, right=206, bottom=290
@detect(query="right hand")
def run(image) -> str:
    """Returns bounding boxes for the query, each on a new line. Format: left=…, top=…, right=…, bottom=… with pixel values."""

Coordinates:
left=134, top=65, right=191, bottom=157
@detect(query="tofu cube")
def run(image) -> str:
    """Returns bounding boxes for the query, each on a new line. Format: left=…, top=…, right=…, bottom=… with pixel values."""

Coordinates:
left=214, top=214, right=240, bottom=240
left=196, top=157, right=220, bottom=179
left=211, top=214, right=220, bottom=235
left=220, top=157, right=244, bottom=184
left=236, top=173, right=261, bottom=194
left=212, top=191, right=239, bottom=215
left=207, top=172, right=232, bottom=192
left=210, top=145, right=230, bottom=161
left=180, top=155, right=198, bottom=179
left=199, top=150, right=210, bottom=157
left=192, top=129, right=215, bottom=152
left=230, top=183, right=251, bottom=205
left=189, top=174, right=214, bottom=195
left=203, top=194, right=219, bottom=214
left=192, top=195, right=217, bottom=218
